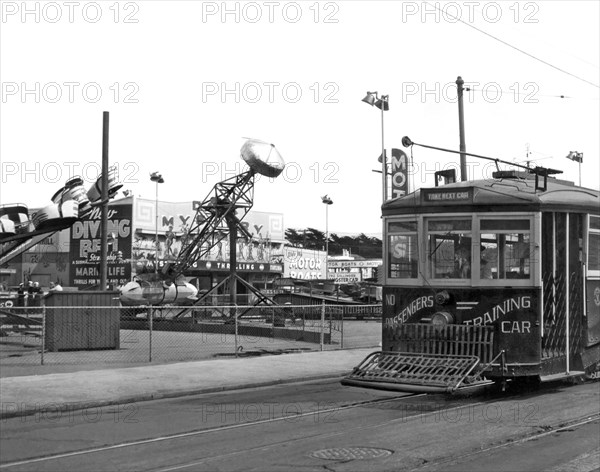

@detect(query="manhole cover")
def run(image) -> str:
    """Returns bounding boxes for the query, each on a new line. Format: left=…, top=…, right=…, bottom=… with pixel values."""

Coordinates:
left=310, top=447, right=393, bottom=461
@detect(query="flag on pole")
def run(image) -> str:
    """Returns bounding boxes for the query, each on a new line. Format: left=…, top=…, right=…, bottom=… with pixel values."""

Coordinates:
left=566, top=151, right=583, bottom=163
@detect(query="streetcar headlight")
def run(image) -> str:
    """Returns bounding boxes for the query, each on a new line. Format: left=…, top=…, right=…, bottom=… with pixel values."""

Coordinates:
left=434, top=290, right=451, bottom=305
left=431, top=311, right=454, bottom=325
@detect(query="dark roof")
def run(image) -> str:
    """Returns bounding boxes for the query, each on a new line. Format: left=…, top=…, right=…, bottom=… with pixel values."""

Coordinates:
left=383, top=176, right=600, bottom=215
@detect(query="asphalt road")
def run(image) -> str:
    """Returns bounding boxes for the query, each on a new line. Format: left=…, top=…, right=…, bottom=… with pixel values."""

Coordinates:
left=1, top=379, right=598, bottom=472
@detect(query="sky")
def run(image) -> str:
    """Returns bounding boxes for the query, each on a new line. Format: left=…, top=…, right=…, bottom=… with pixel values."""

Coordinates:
left=1, top=0, right=599, bottom=237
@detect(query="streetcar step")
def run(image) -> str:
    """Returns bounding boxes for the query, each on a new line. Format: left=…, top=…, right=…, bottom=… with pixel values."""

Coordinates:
left=341, top=351, right=491, bottom=393
left=539, top=371, right=585, bottom=382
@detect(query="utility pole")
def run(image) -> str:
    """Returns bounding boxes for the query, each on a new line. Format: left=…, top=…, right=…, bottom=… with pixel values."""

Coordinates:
left=100, top=111, right=109, bottom=291
left=456, top=76, right=467, bottom=181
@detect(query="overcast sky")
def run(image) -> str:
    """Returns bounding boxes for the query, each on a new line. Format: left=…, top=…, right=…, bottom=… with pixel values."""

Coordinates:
left=1, top=1, right=598, bottom=236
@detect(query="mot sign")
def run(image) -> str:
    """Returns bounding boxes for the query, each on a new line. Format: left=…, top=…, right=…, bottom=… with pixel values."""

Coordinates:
left=391, top=148, right=408, bottom=198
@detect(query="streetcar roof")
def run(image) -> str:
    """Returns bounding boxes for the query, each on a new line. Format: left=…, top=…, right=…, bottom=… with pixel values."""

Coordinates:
left=383, top=174, right=600, bottom=215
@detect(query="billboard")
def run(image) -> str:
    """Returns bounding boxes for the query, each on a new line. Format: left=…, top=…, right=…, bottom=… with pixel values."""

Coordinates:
left=391, top=148, right=409, bottom=199
left=134, top=199, right=284, bottom=242
left=284, top=247, right=327, bottom=279
left=69, top=201, right=133, bottom=288
left=132, top=199, right=285, bottom=273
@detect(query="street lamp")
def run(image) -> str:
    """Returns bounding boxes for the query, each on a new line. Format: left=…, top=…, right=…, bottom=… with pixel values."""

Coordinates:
left=362, top=91, right=390, bottom=203
left=150, top=171, right=164, bottom=273
left=321, top=195, right=333, bottom=280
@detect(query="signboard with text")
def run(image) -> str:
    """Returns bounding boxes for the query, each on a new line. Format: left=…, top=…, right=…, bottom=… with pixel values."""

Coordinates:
left=391, top=148, right=409, bottom=199
left=69, top=202, right=133, bottom=288
left=421, top=188, right=473, bottom=204
left=331, top=273, right=361, bottom=284
left=283, top=247, right=327, bottom=279
left=134, top=199, right=284, bottom=242
left=185, top=260, right=283, bottom=273
left=328, top=260, right=381, bottom=269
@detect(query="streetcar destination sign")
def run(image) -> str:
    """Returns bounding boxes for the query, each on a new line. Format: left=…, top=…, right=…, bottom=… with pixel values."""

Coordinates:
left=422, top=188, right=473, bottom=203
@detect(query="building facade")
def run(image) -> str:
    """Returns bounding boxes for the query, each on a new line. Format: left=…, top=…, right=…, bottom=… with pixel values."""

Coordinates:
left=1, top=197, right=286, bottom=297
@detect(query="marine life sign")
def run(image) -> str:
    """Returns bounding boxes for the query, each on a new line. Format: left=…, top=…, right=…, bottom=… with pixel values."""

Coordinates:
left=69, top=202, right=132, bottom=288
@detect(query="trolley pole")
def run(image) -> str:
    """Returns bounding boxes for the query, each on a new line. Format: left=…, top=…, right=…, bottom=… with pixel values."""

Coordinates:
left=456, top=77, right=468, bottom=181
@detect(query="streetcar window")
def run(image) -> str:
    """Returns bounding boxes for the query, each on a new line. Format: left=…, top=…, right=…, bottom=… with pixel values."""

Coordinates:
left=588, top=233, right=600, bottom=271
left=480, top=218, right=531, bottom=279
left=388, top=221, right=417, bottom=232
left=388, top=220, right=418, bottom=278
left=589, top=216, right=600, bottom=273
left=481, top=220, right=530, bottom=231
left=427, top=219, right=472, bottom=279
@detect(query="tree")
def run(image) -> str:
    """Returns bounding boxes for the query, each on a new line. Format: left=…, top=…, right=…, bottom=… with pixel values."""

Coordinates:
left=284, top=228, right=304, bottom=247
left=285, top=228, right=382, bottom=257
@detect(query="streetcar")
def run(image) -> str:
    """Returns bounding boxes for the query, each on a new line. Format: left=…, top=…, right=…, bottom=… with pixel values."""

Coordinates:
left=343, top=165, right=600, bottom=393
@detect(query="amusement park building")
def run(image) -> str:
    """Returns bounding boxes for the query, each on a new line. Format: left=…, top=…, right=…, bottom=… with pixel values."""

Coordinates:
left=2, top=197, right=382, bottom=296
left=1, top=196, right=290, bottom=294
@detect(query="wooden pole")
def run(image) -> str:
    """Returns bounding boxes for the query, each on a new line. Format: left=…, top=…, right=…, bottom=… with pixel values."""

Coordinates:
left=100, top=111, right=109, bottom=290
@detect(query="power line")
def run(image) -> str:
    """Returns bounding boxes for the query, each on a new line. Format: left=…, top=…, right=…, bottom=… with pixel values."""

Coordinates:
left=425, top=2, right=600, bottom=89
left=465, top=86, right=599, bottom=101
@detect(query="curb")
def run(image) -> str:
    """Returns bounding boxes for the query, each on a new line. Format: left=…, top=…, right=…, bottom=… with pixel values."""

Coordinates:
left=0, top=371, right=348, bottom=420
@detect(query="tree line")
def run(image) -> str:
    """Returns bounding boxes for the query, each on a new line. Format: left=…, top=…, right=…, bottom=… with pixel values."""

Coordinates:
left=285, top=228, right=382, bottom=259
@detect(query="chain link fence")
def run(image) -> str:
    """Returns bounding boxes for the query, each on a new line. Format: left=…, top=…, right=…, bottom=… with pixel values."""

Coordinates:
left=0, top=303, right=381, bottom=367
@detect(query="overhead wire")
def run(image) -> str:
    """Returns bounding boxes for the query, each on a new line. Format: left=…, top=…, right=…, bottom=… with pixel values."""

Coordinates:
left=424, top=1, right=599, bottom=89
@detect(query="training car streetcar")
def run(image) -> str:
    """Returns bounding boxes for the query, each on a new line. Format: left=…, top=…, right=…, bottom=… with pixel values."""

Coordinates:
left=343, top=170, right=600, bottom=392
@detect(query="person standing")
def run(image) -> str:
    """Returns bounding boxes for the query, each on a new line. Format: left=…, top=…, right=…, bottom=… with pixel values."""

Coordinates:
left=48, top=282, right=63, bottom=292
left=17, top=283, right=26, bottom=307
left=29, top=281, right=42, bottom=307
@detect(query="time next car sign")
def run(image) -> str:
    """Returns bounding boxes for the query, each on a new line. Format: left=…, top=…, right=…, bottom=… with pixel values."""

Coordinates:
left=421, top=188, right=473, bottom=204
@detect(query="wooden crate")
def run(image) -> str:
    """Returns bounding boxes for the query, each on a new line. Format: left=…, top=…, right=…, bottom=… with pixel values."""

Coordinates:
left=44, top=291, right=120, bottom=351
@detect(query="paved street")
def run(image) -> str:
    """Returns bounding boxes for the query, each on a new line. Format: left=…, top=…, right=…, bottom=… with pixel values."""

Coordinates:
left=1, top=377, right=598, bottom=471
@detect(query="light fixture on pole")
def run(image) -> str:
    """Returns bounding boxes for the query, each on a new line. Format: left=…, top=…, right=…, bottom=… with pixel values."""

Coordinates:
left=362, top=91, right=390, bottom=202
left=565, top=151, right=583, bottom=186
left=321, top=195, right=333, bottom=280
left=150, top=172, right=164, bottom=273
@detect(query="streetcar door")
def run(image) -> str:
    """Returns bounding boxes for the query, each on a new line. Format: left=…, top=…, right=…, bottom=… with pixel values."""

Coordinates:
left=541, top=212, right=585, bottom=373
left=585, top=216, right=600, bottom=348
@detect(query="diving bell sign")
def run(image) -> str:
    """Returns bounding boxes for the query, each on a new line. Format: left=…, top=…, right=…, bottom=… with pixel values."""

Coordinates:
left=391, top=148, right=408, bottom=198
